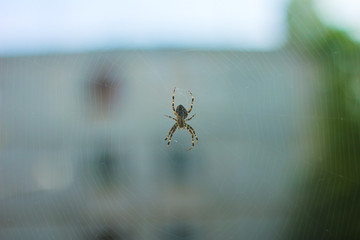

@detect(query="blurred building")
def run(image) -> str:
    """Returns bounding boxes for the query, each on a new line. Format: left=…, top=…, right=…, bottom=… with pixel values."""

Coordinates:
left=0, top=49, right=319, bottom=239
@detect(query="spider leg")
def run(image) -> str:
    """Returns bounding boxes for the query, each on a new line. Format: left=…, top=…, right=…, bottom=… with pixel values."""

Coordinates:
left=164, top=115, right=177, bottom=121
left=165, top=123, right=177, bottom=141
left=187, top=124, right=198, bottom=145
left=186, top=124, right=195, bottom=151
left=165, top=123, right=178, bottom=150
left=166, top=127, right=177, bottom=150
left=185, top=114, right=196, bottom=122
left=188, top=127, right=198, bottom=146
left=172, top=87, right=176, bottom=114
left=187, top=90, right=194, bottom=114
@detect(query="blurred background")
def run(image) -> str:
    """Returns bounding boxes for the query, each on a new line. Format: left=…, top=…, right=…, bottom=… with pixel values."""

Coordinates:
left=1, top=0, right=360, bottom=239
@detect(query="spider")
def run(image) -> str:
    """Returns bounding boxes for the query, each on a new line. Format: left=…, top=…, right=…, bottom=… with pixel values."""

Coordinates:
left=165, top=87, right=199, bottom=151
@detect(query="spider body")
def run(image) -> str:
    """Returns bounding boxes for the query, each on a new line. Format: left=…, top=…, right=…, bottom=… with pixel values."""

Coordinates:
left=175, top=104, right=188, bottom=128
left=165, top=87, right=198, bottom=151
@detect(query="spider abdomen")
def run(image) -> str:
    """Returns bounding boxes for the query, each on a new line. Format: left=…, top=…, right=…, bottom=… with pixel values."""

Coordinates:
left=176, top=105, right=188, bottom=119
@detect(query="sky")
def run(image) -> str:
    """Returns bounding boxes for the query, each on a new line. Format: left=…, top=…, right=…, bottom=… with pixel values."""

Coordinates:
left=1, top=0, right=360, bottom=56
left=0, top=0, right=288, bottom=55
left=314, top=0, right=360, bottom=40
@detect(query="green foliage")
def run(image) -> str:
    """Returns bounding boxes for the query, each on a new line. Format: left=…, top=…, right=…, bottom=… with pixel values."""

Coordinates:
left=286, top=0, right=360, bottom=239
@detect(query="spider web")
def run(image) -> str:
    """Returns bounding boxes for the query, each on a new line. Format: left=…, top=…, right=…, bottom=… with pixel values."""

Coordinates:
left=1, top=0, right=360, bottom=240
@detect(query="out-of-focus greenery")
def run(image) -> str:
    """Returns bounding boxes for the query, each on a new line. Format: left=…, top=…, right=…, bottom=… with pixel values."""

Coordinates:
left=286, top=0, right=360, bottom=239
